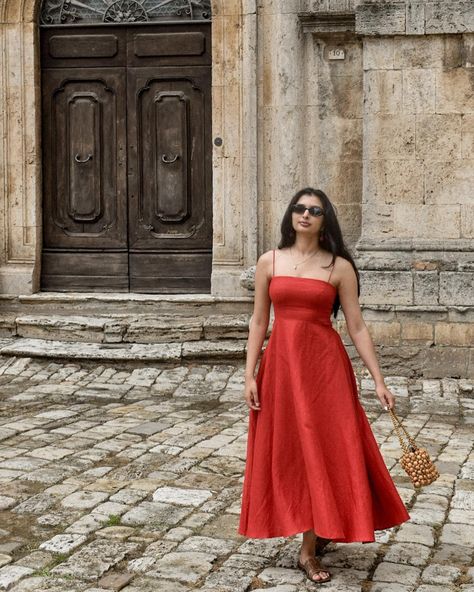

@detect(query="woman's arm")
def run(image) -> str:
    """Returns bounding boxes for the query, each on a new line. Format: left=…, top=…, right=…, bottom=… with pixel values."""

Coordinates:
left=336, top=257, right=395, bottom=410
left=244, top=251, right=273, bottom=409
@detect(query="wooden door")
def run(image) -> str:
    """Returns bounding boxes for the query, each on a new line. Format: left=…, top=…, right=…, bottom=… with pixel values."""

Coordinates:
left=126, top=25, right=212, bottom=292
left=40, top=23, right=212, bottom=293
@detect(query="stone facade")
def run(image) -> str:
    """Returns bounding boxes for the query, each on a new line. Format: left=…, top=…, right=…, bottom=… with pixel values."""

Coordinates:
left=0, top=0, right=473, bottom=377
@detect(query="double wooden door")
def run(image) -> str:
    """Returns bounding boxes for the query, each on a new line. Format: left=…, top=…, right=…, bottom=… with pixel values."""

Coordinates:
left=40, top=23, right=212, bottom=293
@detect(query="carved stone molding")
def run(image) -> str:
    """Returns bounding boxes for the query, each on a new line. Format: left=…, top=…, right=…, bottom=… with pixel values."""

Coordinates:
left=298, top=11, right=355, bottom=35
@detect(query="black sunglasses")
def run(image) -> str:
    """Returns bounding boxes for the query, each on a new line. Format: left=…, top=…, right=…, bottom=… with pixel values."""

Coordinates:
left=291, top=203, right=324, bottom=217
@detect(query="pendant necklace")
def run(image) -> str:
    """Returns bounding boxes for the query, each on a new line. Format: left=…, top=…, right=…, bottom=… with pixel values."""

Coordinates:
left=290, top=247, right=321, bottom=270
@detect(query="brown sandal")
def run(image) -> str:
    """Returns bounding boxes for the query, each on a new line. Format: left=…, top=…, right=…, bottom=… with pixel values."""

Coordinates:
left=297, top=556, right=332, bottom=583
left=315, top=536, right=332, bottom=556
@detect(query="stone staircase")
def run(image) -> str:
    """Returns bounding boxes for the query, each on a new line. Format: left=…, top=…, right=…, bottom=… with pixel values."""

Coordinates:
left=0, top=292, right=270, bottom=362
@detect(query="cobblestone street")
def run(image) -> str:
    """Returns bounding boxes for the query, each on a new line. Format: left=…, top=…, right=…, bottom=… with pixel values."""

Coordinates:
left=0, top=354, right=472, bottom=592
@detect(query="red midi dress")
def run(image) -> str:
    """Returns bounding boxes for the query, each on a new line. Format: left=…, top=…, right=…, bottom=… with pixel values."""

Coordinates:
left=238, top=249, right=410, bottom=541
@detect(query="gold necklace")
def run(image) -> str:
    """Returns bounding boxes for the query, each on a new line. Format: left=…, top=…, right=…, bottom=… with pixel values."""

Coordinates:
left=290, top=247, right=322, bottom=270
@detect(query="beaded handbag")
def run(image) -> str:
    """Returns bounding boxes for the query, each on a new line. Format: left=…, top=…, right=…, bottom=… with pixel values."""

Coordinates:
left=388, top=408, right=440, bottom=489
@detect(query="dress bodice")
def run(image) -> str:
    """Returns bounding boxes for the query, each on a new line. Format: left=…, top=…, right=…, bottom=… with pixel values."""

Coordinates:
left=269, top=275, right=336, bottom=326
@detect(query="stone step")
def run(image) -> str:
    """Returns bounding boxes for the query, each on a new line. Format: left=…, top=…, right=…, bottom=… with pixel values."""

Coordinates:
left=0, top=292, right=253, bottom=316
left=1, top=312, right=264, bottom=344
left=0, top=337, right=251, bottom=361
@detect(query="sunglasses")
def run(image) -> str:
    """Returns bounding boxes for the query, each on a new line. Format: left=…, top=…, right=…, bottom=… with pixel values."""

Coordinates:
left=291, top=203, right=324, bottom=217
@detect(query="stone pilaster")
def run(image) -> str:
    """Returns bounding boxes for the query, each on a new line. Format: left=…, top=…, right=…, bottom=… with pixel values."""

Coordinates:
left=299, top=10, right=363, bottom=245
left=257, top=1, right=309, bottom=251
left=0, top=16, right=41, bottom=294
left=210, top=0, right=259, bottom=296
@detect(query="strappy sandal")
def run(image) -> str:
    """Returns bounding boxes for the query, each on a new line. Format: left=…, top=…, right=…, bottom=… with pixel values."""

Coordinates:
left=297, top=556, right=332, bottom=583
left=315, top=536, right=332, bottom=556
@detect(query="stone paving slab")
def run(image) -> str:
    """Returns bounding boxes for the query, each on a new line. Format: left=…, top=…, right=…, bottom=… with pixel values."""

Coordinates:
left=0, top=355, right=471, bottom=591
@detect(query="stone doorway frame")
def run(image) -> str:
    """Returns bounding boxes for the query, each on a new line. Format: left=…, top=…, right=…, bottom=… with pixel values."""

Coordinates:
left=0, top=0, right=258, bottom=296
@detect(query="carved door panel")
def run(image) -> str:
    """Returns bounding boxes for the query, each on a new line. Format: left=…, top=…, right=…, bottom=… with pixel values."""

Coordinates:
left=41, top=66, right=129, bottom=291
left=127, top=67, right=212, bottom=292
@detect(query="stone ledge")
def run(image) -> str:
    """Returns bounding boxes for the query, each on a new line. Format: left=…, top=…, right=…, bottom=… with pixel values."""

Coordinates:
left=0, top=338, right=249, bottom=362
left=356, top=238, right=474, bottom=252
left=298, top=11, right=356, bottom=34
left=0, top=313, right=257, bottom=344
left=356, top=1, right=474, bottom=36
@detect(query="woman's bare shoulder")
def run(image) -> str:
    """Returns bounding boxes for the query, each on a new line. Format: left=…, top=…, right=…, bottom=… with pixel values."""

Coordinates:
left=332, top=256, right=357, bottom=282
left=331, top=254, right=349, bottom=268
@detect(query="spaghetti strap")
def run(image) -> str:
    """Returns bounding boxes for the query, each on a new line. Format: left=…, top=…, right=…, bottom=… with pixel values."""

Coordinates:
left=272, top=249, right=275, bottom=277
left=327, top=257, right=335, bottom=284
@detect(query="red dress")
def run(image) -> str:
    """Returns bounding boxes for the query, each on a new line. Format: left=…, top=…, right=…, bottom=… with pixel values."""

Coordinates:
left=238, top=249, right=410, bottom=541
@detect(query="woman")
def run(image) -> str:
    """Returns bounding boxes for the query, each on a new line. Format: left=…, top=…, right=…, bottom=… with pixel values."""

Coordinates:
left=238, top=188, right=410, bottom=584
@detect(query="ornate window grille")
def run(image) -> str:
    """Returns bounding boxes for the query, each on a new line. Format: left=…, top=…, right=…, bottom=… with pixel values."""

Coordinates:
left=39, top=0, right=212, bottom=25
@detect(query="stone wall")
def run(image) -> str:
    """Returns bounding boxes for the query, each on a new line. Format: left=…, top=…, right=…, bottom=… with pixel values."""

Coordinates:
left=254, top=0, right=474, bottom=378
left=354, top=0, right=474, bottom=378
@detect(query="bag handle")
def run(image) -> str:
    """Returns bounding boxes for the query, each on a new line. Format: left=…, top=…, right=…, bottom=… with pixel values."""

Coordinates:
left=388, top=408, right=418, bottom=454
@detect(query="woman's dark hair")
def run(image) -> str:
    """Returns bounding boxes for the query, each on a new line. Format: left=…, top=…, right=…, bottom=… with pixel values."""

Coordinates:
left=277, top=187, right=360, bottom=318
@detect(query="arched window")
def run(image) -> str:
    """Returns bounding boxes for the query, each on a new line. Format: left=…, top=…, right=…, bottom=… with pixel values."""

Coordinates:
left=39, top=0, right=212, bottom=26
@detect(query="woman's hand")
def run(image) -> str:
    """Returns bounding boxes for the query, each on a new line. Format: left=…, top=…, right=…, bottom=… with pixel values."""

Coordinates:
left=244, top=377, right=261, bottom=411
left=375, top=383, right=395, bottom=411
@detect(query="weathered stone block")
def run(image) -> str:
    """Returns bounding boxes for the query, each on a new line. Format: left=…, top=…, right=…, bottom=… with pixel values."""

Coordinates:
left=318, top=160, right=363, bottom=204
left=61, top=490, right=110, bottom=510
left=436, top=68, right=474, bottom=114
left=364, top=70, right=402, bottom=114
left=319, top=73, right=363, bottom=119
left=366, top=159, right=424, bottom=204
left=435, top=322, right=474, bottom=346
left=0, top=565, right=33, bottom=590
left=393, top=35, right=462, bottom=68
left=393, top=204, right=461, bottom=239
left=125, top=316, right=203, bottom=344
left=439, top=272, right=474, bottom=306
left=372, top=560, right=421, bottom=585
left=440, top=522, right=474, bottom=546
left=414, top=271, right=439, bottom=305
left=422, top=562, right=462, bottom=584
left=416, top=114, right=462, bottom=160
left=425, top=161, right=474, bottom=205
left=406, top=1, right=425, bottom=35
left=152, top=486, right=213, bottom=507
left=356, top=3, right=406, bottom=36
left=423, top=347, right=469, bottom=378
left=203, top=314, right=250, bottom=340
left=15, top=315, right=107, bottom=343
left=401, top=321, right=434, bottom=342
left=363, top=37, right=394, bottom=70
left=384, top=541, right=431, bottom=566
left=402, top=68, right=436, bottom=113
left=39, top=534, right=87, bottom=554
left=319, top=115, right=362, bottom=160
left=425, top=1, right=474, bottom=34
left=148, top=551, right=216, bottom=584
left=121, top=501, right=191, bottom=528
left=364, top=114, right=416, bottom=159
left=360, top=271, right=413, bottom=304
left=366, top=321, right=401, bottom=344
left=51, top=540, right=138, bottom=582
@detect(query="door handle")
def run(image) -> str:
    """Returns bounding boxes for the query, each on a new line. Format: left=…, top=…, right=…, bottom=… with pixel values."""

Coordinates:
left=75, top=153, right=93, bottom=163
left=161, top=153, right=179, bottom=164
